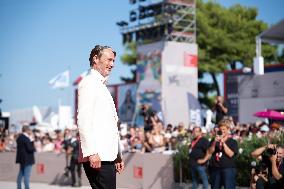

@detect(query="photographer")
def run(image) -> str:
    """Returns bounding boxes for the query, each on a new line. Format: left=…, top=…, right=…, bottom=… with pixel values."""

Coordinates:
left=251, top=144, right=284, bottom=188
left=269, top=145, right=284, bottom=188
left=206, top=119, right=238, bottom=189
left=140, top=104, right=155, bottom=131
left=250, top=161, right=269, bottom=189
left=212, top=96, right=228, bottom=124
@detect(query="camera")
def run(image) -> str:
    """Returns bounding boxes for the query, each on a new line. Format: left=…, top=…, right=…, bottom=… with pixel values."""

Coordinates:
left=263, top=147, right=277, bottom=157
left=253, top=162, right=268, bottom=175
left=141, top=105, right=146, bottom=111
left=217, top=130, right=222, bottom=136
left=259, top=147, right=277, bottom=170
left=250, top=161, right=269, bottom=189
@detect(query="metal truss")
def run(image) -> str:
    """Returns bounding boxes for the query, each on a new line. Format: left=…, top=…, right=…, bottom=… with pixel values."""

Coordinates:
left=165, top=0, right=196, bottom=43
left=117, top=0, right=196, bottom=44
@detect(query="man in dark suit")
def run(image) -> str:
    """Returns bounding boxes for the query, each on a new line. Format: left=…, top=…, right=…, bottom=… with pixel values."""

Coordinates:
left=16, top=125, right=36, bottom=189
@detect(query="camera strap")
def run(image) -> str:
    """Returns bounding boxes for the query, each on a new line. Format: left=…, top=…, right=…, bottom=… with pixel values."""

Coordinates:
left=191, top=136, right=202, bottom=149
left=215, top=136, right=231, bottom=161
left=215, top=142, right=223, bottom=161
left=189, top=136, right=201, bottom=154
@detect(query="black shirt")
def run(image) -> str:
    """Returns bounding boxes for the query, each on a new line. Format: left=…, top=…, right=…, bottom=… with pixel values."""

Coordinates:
left=189, top=137, right=210, bottom=167
left=209, top=138, right=238, bottom=169
left=215, top=103, right=227, bottom=124
left=269, top=160, right=284, bottom=189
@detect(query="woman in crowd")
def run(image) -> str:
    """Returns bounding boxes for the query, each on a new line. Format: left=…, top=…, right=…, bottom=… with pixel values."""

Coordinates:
left=0, top=138, right=6, bottom=152
left=143, top=131, right=153, bottom=153
left=150, top=123, right=165, bottom=153
left=207, top=119, right=239, bottom=189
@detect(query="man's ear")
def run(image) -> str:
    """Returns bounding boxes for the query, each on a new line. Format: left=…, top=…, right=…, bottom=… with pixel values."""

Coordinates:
left=92, top=55, right=98, bottom=65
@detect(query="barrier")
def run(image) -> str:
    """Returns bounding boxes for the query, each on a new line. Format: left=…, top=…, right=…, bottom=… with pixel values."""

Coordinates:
left=0, top=152, right=174, bottom=189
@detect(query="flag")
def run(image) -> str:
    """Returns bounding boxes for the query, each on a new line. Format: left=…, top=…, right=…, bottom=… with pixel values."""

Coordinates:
left=48, top=70, right=70, bottom=89
left=73, top=70, right=88, bottom=86
left=184, top=53, right=198, bottom=67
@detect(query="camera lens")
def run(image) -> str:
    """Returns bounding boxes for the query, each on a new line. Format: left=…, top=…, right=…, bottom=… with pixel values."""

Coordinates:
left=265, top=148, right=276, bottom=156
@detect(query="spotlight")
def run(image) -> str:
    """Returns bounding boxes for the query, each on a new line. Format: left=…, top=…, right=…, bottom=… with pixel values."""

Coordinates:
left=129, top=0, right=136, bottom=4
left=139, top=6, right=146, bottom=19
left=116, top=21, right=129, bottom=27
left=130, top=11, right=137, bottom=22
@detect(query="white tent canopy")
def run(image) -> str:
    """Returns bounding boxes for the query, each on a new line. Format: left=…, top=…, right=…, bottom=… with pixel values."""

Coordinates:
left=255, top=19, right=284, bottom=73
left=259, top=19, right=284, bottom=44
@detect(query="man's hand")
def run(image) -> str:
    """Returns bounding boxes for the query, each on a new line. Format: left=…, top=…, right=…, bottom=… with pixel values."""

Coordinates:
left=270, top=154, right=277, bottom=163
left=197, top=159, right=204, bottom=165
left=215, top=135, right=222, bottom=142
left=115, top=158, right=125, bottom=174
left=258, top=173, right=268, bottom=182
left=89, top=154, right=101, bottom=169
left=27, top=131, right=35, bottom=142
left=267, top=144, right=276, bottom=149
left=220, top=136, right=228, bottom=144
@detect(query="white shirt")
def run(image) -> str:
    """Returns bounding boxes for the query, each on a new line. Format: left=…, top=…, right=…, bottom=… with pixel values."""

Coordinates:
left=77, top=69, right=120, bottom=162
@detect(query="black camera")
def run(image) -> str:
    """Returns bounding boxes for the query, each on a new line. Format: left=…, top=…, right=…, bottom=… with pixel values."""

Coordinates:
left=255, top=162, right=268, bottom=175
left=263, top=147, right=277, bottom=157
left=251, top=161, right=268, bottom=175
left=260, top=147, right=277, bottom=169
left=217, top=130, right=222, bottom=136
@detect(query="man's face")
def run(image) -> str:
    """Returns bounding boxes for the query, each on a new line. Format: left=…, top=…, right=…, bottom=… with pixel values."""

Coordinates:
left=192, top=128, right=201, bottom=138
left=276, top=147, right=284, bottom=162
left=93, top=48, right=115, bottom=77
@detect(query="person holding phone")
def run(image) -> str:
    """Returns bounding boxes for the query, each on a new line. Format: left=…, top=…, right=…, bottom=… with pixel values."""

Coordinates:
left=212, top=96, right=228, bottom=124
left=16, top=125, right=36, bottom=189
left=207, top=119, right=238, bottom=189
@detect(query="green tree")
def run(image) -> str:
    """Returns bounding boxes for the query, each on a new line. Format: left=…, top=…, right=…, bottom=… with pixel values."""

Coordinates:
left=120, top=42, right=137, bottom=83
left=119, top=1, right=280, bottom=107
left=196, top=0, right=277, bottom=96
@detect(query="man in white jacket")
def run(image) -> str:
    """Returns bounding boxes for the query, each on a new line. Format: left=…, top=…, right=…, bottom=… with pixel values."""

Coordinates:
left=77, top=45, right=124, bottom=189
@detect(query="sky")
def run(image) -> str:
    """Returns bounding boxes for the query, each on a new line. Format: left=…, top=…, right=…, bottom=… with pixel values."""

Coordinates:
left=0, top=0, right=283, bottom=112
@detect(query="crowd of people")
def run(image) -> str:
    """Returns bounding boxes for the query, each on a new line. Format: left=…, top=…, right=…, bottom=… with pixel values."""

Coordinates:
left=0, top=96, right=283, bottom=188
left=0, top=127, right=82, bottom=187
left=1, top=116, right=282, bottom=156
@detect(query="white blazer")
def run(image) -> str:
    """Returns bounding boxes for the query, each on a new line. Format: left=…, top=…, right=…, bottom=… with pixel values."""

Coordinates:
left=77, top=69, right=120, bottom=162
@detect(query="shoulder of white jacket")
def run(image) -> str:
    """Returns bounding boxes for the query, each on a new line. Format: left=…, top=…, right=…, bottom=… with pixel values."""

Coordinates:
left=78, top=74, right=99, bottom=88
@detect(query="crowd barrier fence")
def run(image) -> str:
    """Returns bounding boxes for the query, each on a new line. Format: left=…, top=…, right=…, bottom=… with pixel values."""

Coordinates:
left=0, top=152, right=174, bottom=189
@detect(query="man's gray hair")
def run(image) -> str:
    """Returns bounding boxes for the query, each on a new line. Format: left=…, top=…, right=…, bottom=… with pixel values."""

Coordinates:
left=89, top=45, right=116, bottom=67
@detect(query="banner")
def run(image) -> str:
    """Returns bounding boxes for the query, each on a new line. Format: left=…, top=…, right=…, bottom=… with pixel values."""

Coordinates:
left=118, top=84, right=137, bottom=123
left=136, top=42, right=163, bottom=113
left=162, top=41, right=199, bottom=126
left=48, top=70, right=70, bottom=89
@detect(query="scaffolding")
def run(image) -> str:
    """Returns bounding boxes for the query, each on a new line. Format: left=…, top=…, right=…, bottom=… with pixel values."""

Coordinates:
left=117, top=0, right=196, bottom=44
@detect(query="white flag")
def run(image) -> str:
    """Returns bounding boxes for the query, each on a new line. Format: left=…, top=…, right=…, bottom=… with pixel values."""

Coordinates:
left=49, top=70, right=70, bottom=89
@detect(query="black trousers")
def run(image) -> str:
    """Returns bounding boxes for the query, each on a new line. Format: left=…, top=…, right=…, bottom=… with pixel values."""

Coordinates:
left=83, top=161, right=116, bottom=189
left=70, top=158, right=82, bottom=186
